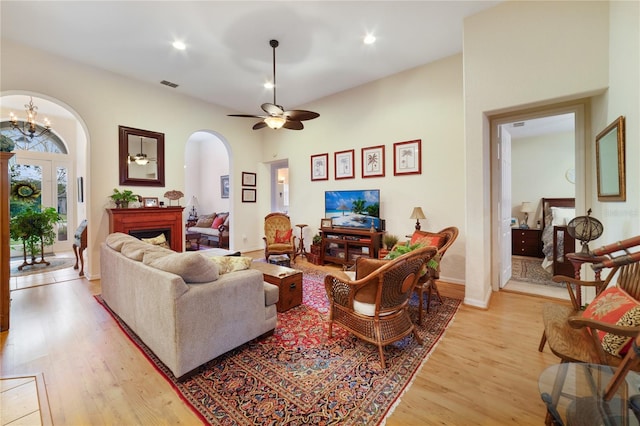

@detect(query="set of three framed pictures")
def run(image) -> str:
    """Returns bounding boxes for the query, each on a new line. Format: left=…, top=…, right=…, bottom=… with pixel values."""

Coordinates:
left=310, top=139, right=422, bottom=181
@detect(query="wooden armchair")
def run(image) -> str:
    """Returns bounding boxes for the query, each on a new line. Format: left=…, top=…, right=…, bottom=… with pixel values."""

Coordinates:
left=539, top=235, right=640, bottom=368
left=324, top=246, right=437, bottom=368
left=263, top=213, right=296, bottom=263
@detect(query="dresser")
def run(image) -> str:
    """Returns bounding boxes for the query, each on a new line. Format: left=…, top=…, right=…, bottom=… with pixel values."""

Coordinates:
left=511, top=228, right=543, bottom=258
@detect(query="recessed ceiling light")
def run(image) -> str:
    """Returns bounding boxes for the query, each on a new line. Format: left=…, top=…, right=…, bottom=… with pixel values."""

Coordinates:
left=364, top=33, right=376, bottom=45
left=172, top=40, right=186, bottom=50
left=264, top=81, right=274, bottom=89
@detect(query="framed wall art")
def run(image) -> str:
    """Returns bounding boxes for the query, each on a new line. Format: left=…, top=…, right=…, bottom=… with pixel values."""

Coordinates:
left=361, top=145, right=385, bottom=178
left=393, top=139, right=422, bottom=176
left=242, top=188, right=256, bottom=203
left=242, top=171, right=256, bottom=187
left=596, top=115, right=626, bottom=201
left=311, top=153, right=329, bottom=181
left=77, top=176, right=84, bottom=203
left=220, top=175, right=229, bottom=198
left=334, top=149, right=355, bottom=179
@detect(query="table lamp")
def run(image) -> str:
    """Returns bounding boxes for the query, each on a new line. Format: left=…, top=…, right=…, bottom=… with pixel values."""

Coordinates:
left=187, top=196, right=199, bottom=220
left=410, top=207, right=426, bottom=230
left=520, top=202, right=534, bottom=229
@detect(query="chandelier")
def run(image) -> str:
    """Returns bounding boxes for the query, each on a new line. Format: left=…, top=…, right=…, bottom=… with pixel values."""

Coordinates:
left=9, top=97, right=52, bottom=140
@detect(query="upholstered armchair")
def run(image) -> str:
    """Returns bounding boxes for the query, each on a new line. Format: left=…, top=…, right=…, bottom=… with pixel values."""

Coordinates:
left=324, top=246, right=437, bottom=368
left=263, top=212, right=296, bottom=262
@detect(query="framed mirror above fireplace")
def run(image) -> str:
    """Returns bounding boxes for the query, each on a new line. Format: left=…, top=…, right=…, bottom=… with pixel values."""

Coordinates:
left=119, top=125, right=165, bottom=187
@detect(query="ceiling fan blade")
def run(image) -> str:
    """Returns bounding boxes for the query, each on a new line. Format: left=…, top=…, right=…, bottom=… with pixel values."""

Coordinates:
left=228, top=114, right=265, bottom=118
left=284, top=110, right=320, bottom=121
left=261, top=103, right=284, bottom=116
left=283, top=120, right=304, bottom=130
left=252, top=121, right=268, bottom=130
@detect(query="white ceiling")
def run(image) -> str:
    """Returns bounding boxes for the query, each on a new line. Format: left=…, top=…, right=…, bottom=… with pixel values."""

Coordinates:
left=1, top=1, right=502, bottom=115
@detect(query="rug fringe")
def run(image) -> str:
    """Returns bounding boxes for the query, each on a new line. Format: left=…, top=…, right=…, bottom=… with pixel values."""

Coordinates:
left=379, top=307, right=460, bottom=426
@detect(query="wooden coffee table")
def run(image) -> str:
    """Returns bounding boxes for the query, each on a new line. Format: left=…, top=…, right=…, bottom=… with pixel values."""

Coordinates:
left=251, top=262, right=303, bottom=312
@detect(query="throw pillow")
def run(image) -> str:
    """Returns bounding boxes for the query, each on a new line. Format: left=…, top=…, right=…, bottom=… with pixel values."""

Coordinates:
left=581, top=286, right=640, bottom=356
left=409, top=231, right=443, bottom=248
left=141, top=233, right=170, bottom=249
left=143, top=252, right=219, bottom=283
left=194, top=214, right=215, bottom=228
left=212, top=215, right=225, bottom=229
left=106, top=232, right=137, bottom=252
left=206, top=256, right=253, bottom=275
left=274, top=229, right=292, bottom=243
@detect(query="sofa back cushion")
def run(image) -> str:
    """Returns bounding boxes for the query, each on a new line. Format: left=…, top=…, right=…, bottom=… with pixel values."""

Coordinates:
left=143, top=251, right=219, bottom=283
left=206, top=255, right=252, bottom=275
left=121, top=240, right=172, bottom=261
left=106, top=232, right=138, bottom=252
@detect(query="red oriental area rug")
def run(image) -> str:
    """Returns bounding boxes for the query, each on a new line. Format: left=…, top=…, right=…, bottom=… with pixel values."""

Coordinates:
left=96, top=268, right=460, bottom=425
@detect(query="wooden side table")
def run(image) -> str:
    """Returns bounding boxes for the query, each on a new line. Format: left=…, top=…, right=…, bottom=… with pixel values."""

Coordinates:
left=295, top=224, right=308, bottom=260
left=251, top=262, right=303, bottom=312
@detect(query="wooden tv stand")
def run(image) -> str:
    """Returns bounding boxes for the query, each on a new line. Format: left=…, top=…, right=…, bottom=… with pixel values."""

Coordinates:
left=320, top=227, right=383, bottom=266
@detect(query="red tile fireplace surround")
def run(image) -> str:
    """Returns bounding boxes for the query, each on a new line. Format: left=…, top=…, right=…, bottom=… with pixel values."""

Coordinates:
left=107, top=207, right=184, bottom=252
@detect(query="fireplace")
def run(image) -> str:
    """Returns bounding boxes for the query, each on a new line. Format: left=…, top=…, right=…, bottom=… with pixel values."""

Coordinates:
left=107, top=207, right=184, bottom=251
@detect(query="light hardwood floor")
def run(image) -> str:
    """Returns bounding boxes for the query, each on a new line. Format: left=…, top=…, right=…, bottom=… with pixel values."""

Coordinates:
left=1, top=253, right=565, bottom=425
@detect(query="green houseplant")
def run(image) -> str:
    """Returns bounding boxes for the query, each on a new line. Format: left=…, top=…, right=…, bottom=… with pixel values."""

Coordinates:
left=109, top=188, right=140, bottom=208
left=9, top=207, right=61, bottom=270
left=382, top=234, right=399, bottom=250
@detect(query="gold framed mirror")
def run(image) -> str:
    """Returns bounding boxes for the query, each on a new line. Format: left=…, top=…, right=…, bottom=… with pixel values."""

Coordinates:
left=596, top=116, right=625, bottom=202
left=119, top=125, right=165, bottom=187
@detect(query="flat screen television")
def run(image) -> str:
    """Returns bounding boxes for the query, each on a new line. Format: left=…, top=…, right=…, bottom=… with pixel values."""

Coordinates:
left=324, top=189, right=381, bottom=230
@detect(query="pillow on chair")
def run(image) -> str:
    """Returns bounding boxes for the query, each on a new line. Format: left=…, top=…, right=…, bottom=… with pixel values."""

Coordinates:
left=274, top=229, right=292, bottom=243
left=194, top=214, right=215, bottom=228
left=212, top=215, right=225, bottom=229
left=581, top=286, right=640, bottom=356
left=410, top=230, right=443, bottom=248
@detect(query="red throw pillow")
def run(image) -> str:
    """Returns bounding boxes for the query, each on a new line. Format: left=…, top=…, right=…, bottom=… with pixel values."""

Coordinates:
left=212, top=215, right=225, bottom=229
left=581, top=286, right=640, bottom=356
left=410, top=231, right=443, bottom=248
left=274, top=229, right=292, bottom=244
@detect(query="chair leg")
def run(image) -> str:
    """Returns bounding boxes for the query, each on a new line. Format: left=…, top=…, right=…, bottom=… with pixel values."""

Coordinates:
left=417, top=287, right=424, bottom=325
left=378, top=344, right=386, bottom=369
left=539, top=331, right=547, bottom=352
left=413, top=328, right=423, bottom=345
left=73, top=243, right=79, bottom=270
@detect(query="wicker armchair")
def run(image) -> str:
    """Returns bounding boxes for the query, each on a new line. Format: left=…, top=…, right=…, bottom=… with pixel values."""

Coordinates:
left=539, top=235, right=640, bottom=368
left=325, top=246, right=437, bottom=368
left=412, top=226, right=459, bottom=324
left=263, top=213, right=296, bottom=263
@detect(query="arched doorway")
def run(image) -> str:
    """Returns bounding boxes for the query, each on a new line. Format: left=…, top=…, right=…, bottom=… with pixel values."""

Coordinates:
left=184, top=130, right=232, bottom=248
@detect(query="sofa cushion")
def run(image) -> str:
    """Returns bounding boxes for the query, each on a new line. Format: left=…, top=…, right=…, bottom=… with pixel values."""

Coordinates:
left=194, top=214, right=215, bottom=228
left=106, top=232, right=138, bottom=252
left=143, top=251, right=219, bottom=283
left=581, top=286, right=640, bottom=356
left=121, top=240, right=154, bottom=261
left=206, top=256, right=252, bottom=274
left=141, top=233, right=170, bottom=249
left=264, top=282, right=279, bottom=306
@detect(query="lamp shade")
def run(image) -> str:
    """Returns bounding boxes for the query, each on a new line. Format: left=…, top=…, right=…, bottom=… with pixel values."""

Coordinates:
left=187, top=196, right=199, bottom=208
left=410, top=207, right=426, bottom=220
left=520, top=202, right=534, bottom=213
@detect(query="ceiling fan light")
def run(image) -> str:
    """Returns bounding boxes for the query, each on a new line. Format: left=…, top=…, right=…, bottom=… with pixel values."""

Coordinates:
left=264, top=116, right=286, bottom=129
left=134, top=155, right=149, bottom=165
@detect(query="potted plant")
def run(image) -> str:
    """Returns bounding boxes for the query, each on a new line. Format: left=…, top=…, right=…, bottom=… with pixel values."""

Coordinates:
left=383, top=234, right=399, bottom=250
left=109, top=188, right=140, bottom=208
left=310, top=234, right=322, bottom=254
left=0, top=134, right=15, bottom=152
left=9, top=207, right=61, bottom=269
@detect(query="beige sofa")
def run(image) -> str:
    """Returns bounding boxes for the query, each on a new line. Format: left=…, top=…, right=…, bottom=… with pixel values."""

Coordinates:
left=100, top=232, right=278, bottom=379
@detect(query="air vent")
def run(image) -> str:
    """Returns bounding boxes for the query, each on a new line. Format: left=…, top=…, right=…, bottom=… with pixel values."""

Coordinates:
left=160, top=80, right=179, bottom=88
left=513, top=122, right=525, bottom=127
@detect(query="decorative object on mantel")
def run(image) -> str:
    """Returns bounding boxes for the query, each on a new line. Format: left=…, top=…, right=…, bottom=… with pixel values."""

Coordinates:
left=9, top=97, right=52, bottom=140
left=410, top=207, right=426, bottom=230
left=109, top=188, right=140, bottom=208
left=0, top=134, right=15, bottom=152
left=164, top=190, right=184, bottom=206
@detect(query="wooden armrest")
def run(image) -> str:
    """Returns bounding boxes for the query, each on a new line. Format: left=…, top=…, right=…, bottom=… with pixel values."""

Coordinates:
left=551, top=276, right=605, bottom=287
left=568, top=315, right=640, bottom=337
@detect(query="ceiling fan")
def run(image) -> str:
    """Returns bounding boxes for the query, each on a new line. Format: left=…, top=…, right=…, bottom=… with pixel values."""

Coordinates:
left=228, top=39, right=319, bottom=130
left=128, top=137, right=155, bottom=165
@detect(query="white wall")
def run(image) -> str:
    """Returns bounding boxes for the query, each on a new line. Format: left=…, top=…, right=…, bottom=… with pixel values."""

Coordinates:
left=1, top=39, right=265, bottom=278
left=511, top=130, right=575, bottom=225
left=463, top=1, right=611, bottom=307
left=261, top=54, right=467, bottom=284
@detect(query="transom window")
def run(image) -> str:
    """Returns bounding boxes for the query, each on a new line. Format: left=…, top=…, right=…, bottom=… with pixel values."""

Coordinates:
left=0, top=121, right=68, bottom=154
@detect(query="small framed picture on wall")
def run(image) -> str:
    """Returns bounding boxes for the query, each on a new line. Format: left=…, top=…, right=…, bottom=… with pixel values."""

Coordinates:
left=242, top=172, right=256, bottom=187
left=361, top=145, right=385, bottom=178
left=334, top=149, right=354, bottom=179
left=220, top=175, right=230, bottom=198
left=310, top=153, right=329, bottom=181
left=242, top=188, right=256, bottom=203
left=393, top=139, right=422, bottom=176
